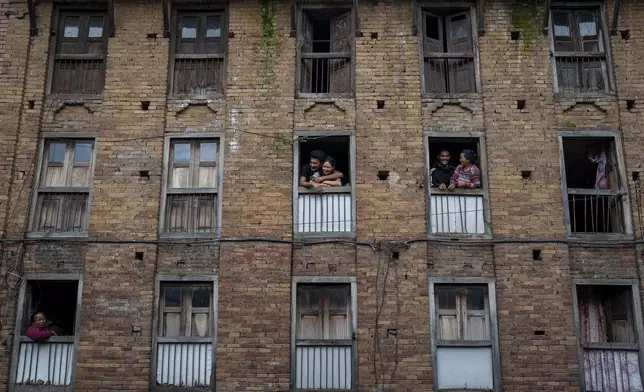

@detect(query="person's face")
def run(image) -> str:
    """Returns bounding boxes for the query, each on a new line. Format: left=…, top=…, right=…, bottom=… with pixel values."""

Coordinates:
left=460, top=152, right=470, bottom=166
left=438, top=151, right=450, bottom=165
left=32, top=313, right=46, bottom=327
left=309, top=158, right=321, bottom=171
left=322, top=161, right=334, bottom=175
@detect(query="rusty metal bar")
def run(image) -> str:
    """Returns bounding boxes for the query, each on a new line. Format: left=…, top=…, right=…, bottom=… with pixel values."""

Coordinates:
left=27, top=0, right=37, bottom=37
left=611, top=0, right=621, bottom=35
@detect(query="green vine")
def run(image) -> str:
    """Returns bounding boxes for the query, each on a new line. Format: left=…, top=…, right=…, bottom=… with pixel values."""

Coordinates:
left=510, top=0, right=544, bottom=56
left=260, top=0, right=277, bottom=79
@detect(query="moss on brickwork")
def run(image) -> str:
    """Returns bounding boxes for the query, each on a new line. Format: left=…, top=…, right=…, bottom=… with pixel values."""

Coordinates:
left=510, top=0, right=544, bottom=55
left=260, top=0, right=277, bottom=80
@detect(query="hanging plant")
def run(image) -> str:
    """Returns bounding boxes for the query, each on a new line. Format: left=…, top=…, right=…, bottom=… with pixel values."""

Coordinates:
left=510, top=0, right=544, bottom=55
left=260, top=0, right=277, bottom=79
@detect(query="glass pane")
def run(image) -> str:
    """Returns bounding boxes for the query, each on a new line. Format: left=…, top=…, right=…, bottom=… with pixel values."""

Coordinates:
left=466, top=288, right=485, bottom=310
left=73, top=143, right=92, bottom=163
left=553, top=12, right=571, bottom=37
left=426, top=14, right=440, bottom=40
left=173, top=143, right=191, bottom=164
left=437, top=288, right=456, bottom=310
left=181, top=17, right=197, bottom=39
left=200, top=142, right=217, bottom=162
left=164, top=286, right=182, bottom=307
left=88, top=16, right=104, bottom=38
left=63, top=16, right=80, bottom=38
left=298, top=287, right=320, bottom=309
left=578, top=12, right=597, bottom=37
left=450, top=15, right=468, bottom=40
left=192, top=313, right=209, bottom=337
left=71, top=166, right=89, bottom=187
left=48, top=143, right=66, bottom=163
left=206, top=16, right=221, bottom=38
left=171, top=167, right=190, bottom=188
left=328, top=288, right=348, bottom=310
left=164, top=313, right=181, bottom=337
left=192, top=286, right=211, bottom=308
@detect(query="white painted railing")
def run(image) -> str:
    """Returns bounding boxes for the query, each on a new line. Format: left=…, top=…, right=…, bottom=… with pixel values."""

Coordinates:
left=16, top=338, right=74, bottom=385
left=156, top=342, right=212, bottom=387
left=295, top=344, right=352, bottom=390
left=429, top=192, right=485, bottom=235
left=583, top=348, right=643, bottom=392
left=297, top=187, right=352, bottom=234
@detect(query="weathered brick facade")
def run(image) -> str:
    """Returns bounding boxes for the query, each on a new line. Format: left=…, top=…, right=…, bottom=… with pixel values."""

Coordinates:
left=0, top=0, right=643, bottom=391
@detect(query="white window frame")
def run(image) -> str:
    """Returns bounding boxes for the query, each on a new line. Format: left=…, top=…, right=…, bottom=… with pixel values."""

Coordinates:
left=429, top=277, right=502, bottom=392
left=571, top=279, right=644, bottom=391
left=159, top=133, right=225, bottom=238
left=8, top=273, right=84, bottom=392
left=557, top=131, right=633, bottom=239
left=28, top=134, right=97, bottom=238
left=292, top=131, right=356, bottom=239
left=151, top=275, right=218, bottom=392
left=290, top=276, right=358, bottom=391
left=423, top=130, right=492, bottom=238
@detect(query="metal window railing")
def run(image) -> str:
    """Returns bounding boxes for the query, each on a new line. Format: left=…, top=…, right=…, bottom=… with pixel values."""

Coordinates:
left=297, top=186, right=353, bottom=234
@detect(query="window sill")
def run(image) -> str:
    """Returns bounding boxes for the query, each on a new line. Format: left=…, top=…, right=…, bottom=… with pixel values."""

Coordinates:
left=298, top=185, right=352, bottom=194
left=294, top=231, right=356, bottom=240
left=20, top=335, right=75, bottom=343
left=427, top=233, right=492, bottom=241
left=159, top=233, right=219, bottom=240
left=26, top=232, right=88, bottom=240
left=167, top=95, right=225, bottom=102
left=47, top=94, right=104, bottom=101
left=429, top=188, right=484, bottom=195
left=553, top=92, right=615, bottom=102
left=422, top=93, right=482, bottom=101
left=296, top=93, right=355, bottom=100
left=566, top=233, right=634, bottom=243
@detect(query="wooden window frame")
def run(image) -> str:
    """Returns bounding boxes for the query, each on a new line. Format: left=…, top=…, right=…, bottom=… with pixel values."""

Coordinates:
left=571, top=279, right=644, bottom=391
left=159, top=133, right=225, bottom=238
left=423, top=130, right=492, bottom=239
left=429, top=277, right=502, bottom=392
left=548, top=1, right=615, bottom=96
left=295, top=5, right=356, bottom=99
left=557, top=131, right=633, bottom=240
left=28, top=135, right=97, bottom=238
left=292, top=131, right=357, bottom=239
left=290, top=276, right=358, bottom=391
left=168, top=6, right=228, bottom=99
left=418, top=2, right=481, bottom=98
left=8, top=273, right=84, bottom=392
left=47, top=6, right=110, bottom=99
left=151, top=275, right=218, bottom=392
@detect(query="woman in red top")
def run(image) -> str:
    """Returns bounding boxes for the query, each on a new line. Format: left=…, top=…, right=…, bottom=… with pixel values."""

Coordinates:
left=26, top=312, right=56, bottom=342
left=448, top=149, right=481, bottom=190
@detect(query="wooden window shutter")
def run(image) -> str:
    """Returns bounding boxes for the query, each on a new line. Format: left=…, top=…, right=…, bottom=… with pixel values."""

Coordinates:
left=297, top=286, right=323, bottom=339
left=423, top=11, right=446, bottom=93
left=446, top=12, right=475, bottom=93
left=326, top=286, right=350, bottom=340
left=436, top=288, right=459, bottom=340
left=299, top=12, right=314, bottom=93
left=328, top=11, right=352, bottom=94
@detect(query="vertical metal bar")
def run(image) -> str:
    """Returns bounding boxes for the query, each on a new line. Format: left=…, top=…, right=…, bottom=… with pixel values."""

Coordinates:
left=33, top=343, right=40, bottom=384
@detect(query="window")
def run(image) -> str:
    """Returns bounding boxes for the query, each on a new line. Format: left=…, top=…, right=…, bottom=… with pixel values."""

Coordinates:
left=295, top=134, right=355, bottom=236
left=430, top=282, right=500, bottom=391
left=421, top=7, right=477, bottom=94
left=574, top=284, right=644, bottom=391
left=426, top=135, right=489, bottom=235
left=10, top=276, right=82, bottom=388
left=154, top=281, right=216, bottom=389
left=298, top=8, right=353, bottom=95
left=170, top=10, right=226, bottom=97
left=293, top=282, right=355, bottom=390
left=51, top=11, right=108, bottom=95
left=163, top=138, right=221, bottom=235
left=31, top=139, right=95, bottom=235
left=560, top=136, right=628, bottom=235
left=550, top=6, right=611, bottom=94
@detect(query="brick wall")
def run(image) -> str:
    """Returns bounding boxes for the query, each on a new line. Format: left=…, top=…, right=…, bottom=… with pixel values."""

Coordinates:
left=1, top=0, right=644, bottom=391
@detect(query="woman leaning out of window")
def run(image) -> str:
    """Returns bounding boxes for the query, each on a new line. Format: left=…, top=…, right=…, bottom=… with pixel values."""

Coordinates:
left=448, top=149, right=481, bottom=190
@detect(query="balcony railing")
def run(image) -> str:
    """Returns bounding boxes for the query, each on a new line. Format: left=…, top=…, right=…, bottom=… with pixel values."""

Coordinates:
left=583, top=346, right=643, bottom=392
left=300, top=52, right=352, bottom=94
left=172, top=56, right=224, bottom=97
left=52, top=57, right=105, bottom=95
left=295, top=340, right=352, bottom=390
left=429, top=190, right=485, bottom=235
left=15, top=336, right=74, bottom=386
left=423, top=52, right=476, bottom=94
left=567, top=190, right=624, bottom=234
left=156, top=340, right=212, bottom=388
left=297, top=186, right=353, bottom=235
left=554, top=52, right=608, bottom=94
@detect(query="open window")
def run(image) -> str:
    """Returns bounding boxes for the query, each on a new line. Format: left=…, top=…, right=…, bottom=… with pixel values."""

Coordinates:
left=430, top=281, right=501, bottom=391
left=153, top=280, right=217, bottom=390
left=50, top=10, right=109, bottom=96
left=10, top=277, right=82, bottom=389
left=295, top=134, right=354, bottom=236
left=560, top=136, right=628, bottom=235
left=292, top=281, right=355, bottom=391
left=170, top=9, right=226, bottom=97
left=421, top=6, right=478, bottom=94
left=161, top=136, right=223, bottom=237
left=30, top=139, right=96, bottom=236
left=298, top=8, right=353, bottom=95
left=549, top=5, right=612, bottom=94
left=574, top=284, right=644, bottom=391
left=426, top=136, right=488, bottom=236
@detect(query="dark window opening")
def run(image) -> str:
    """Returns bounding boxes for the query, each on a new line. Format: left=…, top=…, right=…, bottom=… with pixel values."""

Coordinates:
left=299, top=136, right=351, bottom=186
left=299, top=9, right=352, bottom=94
left=562, top=138, right=624, bottom=234
left=22, top=280, right=78, bottom=336
left=422, top=8, right=476, bottom=94
left=577, top=285, right=635, bottom=343
left=428, top=138, right=482, bottom=189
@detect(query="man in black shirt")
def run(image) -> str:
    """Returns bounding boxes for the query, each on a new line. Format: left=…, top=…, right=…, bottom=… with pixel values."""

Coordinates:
left=300, top=150, right=343, bottom=190
left=430, top=148, right=455, bottom=190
